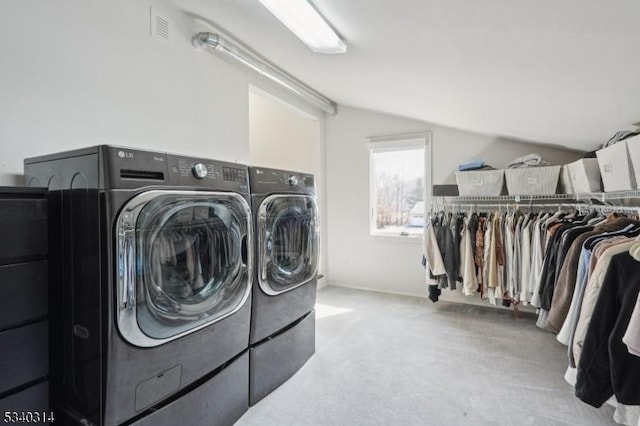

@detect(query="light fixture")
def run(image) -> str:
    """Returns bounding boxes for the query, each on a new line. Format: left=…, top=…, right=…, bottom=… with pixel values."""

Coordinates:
left=192, top=32, right=338, bottom=115
left=258, top=0, right=346, bottom=54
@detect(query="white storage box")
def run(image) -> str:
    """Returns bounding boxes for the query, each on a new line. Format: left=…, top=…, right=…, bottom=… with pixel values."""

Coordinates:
left=455, top=169, right=504, bottom=196
left=596, top=140, right=635, bottom=192
left=504, top=165, right=561, bottom=195
left=625, top=135, right=640, bottom=189
left=559, top=165, right=573, bottom=194
left=566, top=158, right=602, bottom=193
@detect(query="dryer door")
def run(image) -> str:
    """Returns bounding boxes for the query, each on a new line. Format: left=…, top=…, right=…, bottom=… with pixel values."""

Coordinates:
left=116, top=190, right=252, bottom=347
left=257, top=194, right=318, bottom=295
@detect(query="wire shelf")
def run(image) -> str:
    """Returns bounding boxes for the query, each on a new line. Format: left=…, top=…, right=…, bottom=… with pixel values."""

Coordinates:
left=433, top=190, right=640, bottom=203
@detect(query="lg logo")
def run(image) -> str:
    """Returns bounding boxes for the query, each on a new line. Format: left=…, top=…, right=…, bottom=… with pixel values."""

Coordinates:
left=117, top=151, right=134, bottom=159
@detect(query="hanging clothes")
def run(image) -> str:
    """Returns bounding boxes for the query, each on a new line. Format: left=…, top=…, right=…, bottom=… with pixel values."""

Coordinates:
left=442, top=215, right=458, bottom=290
left=423, top=217, right=446, bottom=278
left=571, top=239, right=637, bottom=367
left=624, top=289, right=640, bottom=357
left=486, top=212, right=505, bottom=305
left=423, top=215, right=447, bottom=302
left=520, top=215, right=533, bottom=304
left=575, top=252, right=640, bottom=408
left=475, top=216, right=486, bottom=298
left=460, top=215, right=478, bottom=296
left=512, top=214, right=524, bottom=301
left=484, top=216, right=492, bottom=294
left=423, top=199, right=640, bottom=426
left=503, top=213, right=515, bottom=300
left=529, top=214, right=548, bottom=307
left=546, top=218, right=639, bottom=333
left=452, top=214, right=464, bottom=286
left=624, top=242, right=640, bottom=358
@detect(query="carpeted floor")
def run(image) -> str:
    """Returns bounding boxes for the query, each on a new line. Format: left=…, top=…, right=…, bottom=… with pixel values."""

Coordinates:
left=236, top=285, right=616, bottom=426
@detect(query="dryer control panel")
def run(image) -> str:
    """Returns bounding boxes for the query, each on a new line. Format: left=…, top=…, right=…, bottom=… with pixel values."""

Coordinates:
left=249, top=166, right=315, bottom=195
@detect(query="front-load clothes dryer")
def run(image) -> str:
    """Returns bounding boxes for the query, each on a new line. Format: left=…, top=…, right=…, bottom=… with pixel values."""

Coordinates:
left=24, top=146, right=253, bottom=426
left=248, top=166, right=319, bottom=405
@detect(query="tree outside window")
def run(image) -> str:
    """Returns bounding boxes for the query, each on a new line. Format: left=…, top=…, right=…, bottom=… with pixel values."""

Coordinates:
left=369, top=136, right=428, bottom=237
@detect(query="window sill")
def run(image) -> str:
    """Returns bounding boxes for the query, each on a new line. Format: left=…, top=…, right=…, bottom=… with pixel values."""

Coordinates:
left=368, top=233, right=422, bottom=244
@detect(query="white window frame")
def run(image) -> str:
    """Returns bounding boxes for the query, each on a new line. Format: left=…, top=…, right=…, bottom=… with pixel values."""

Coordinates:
left=368, top=132, right=432, bottom=239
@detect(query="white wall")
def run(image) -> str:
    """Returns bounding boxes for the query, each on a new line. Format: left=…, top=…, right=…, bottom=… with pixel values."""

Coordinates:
left=325, top=106, right=582, bottom=298
left=249, top=90, right=320, bottom=174
left=0, top=0, right=252, bottom=185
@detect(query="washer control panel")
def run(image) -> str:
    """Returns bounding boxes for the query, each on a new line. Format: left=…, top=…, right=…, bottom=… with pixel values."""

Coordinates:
left=167, top=155, right=249, bottom=192
left=104, top=146, right=249, bottom=192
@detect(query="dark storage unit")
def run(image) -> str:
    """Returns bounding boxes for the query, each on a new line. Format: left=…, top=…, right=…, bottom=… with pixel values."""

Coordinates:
left=0, top=188, right=49, bottom=422
left=0, top=261, right=48, bottom=331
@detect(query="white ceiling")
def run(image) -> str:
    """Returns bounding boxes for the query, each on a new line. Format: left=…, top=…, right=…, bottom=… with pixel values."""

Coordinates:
left=180, top=0, right=640, bottom=151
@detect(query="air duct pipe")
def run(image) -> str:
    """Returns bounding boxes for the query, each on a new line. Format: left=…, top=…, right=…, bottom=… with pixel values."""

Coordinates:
left=193, top=32, right=337, bottom=115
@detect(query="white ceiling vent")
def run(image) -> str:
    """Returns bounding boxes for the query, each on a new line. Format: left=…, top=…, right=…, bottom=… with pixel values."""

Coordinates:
left=150, top=6, right=170, bottom=41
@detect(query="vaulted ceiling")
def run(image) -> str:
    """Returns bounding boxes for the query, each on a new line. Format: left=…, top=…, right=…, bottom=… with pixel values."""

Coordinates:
left=180, top=0, right=640, bottom=150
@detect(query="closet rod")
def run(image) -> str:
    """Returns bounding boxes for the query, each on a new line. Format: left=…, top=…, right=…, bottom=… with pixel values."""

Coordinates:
left=433, top=189, right=640, bottom=203
left=432, top=201, right=640, bottom=214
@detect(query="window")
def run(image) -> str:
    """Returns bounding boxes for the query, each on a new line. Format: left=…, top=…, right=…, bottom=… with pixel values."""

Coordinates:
left=369, top=133, right=430, bottom=237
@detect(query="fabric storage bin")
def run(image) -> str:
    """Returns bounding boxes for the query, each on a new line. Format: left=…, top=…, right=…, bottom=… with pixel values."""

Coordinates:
left=559, top=166, right=573, bottom=194
left=625, top=135, right=640, bottom=189
left=455, top=170, right=504, bottom=196
left=596, top=141, right=635, bottom=191
left=504, top=165, right=561, bottom=195
left=567, top=158, right=602, bottom=193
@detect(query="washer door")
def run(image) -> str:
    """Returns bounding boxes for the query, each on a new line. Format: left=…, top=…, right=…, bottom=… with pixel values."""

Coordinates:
left=257, top=194, right=318, bottom=295
left=116, top=190, right=252, bottom=347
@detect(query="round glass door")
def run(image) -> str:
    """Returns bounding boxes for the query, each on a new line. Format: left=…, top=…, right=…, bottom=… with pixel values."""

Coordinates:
left=116, top=191, right=252, bottom=347
left=258, top=194, right=318, bottom=295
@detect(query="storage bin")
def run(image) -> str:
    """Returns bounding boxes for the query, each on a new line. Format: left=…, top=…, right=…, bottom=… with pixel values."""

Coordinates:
left=455, top=169, right=504, bottom=196
left=559, top=166, right=573, bottom=194
left=504, top=165, right=561, bottom=195
left=596, top=140, right=635, bottom=192
left=625, top=135, right=640, bottom=189
left=566, top=158, right=602, bottom=193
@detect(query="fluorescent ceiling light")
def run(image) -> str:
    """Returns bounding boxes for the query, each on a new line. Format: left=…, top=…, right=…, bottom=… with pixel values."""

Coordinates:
left=258, top=0, right=347, bottom=54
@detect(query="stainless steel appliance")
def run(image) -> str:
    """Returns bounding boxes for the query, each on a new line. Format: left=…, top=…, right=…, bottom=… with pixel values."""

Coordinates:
left=248, top=166, right=318, bottom=405
left=25, top=146, right=252, bottom=426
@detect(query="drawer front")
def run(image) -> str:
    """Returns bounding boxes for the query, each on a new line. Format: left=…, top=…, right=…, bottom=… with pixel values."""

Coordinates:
left=130, top=352, right=248, bottom=426
left=0, top=381, right=49, bottom=417
left=0, top=261, right=48, bottom=331
left=0, top=322, right=48, bottom=394
left=0, top=198, right=47, bottom=264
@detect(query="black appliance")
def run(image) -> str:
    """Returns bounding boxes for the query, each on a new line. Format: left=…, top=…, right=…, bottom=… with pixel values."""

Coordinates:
left=248, top=166, right=318, bottom=405
left=25, top=146, right=252, bottom=426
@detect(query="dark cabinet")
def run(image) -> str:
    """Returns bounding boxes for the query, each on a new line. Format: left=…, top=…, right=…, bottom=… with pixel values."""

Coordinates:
left=0, top=188, right=49, bottom=421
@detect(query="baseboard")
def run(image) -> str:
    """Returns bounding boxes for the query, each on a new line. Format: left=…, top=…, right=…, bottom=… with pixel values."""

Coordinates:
left=324, top=282, right=536, bottom=313
left=324, top=282, right=425, bottom=299
left=317, top=276, right=328, bottom=291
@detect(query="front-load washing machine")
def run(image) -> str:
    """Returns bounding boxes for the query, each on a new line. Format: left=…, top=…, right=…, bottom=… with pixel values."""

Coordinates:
left=24, top=146, right=253, bottom=426
left=248, top=166, right=319, bottom=405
